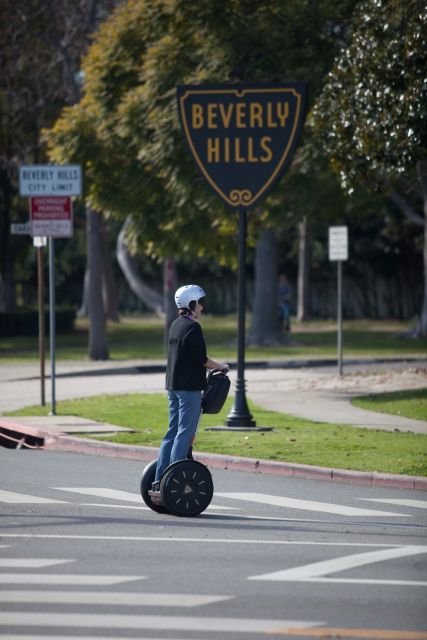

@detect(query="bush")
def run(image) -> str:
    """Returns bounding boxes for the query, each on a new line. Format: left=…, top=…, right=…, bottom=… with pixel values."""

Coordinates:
left=0, top=307, right=76, bottom=337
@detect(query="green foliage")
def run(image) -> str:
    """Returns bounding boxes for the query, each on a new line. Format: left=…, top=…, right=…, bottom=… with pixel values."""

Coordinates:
left=312, top=0, right=427, bottom=191
left=45, top=0, right=359, bottom=261
left=8, top=392, right=427, bottom=475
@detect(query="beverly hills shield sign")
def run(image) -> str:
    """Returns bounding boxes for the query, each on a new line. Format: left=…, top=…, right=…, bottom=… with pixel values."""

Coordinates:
left=177, top=83, right=306, bottom=210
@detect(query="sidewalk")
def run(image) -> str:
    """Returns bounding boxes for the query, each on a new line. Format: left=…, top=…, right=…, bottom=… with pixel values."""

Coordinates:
left=1, top=358, right=426, bottom=490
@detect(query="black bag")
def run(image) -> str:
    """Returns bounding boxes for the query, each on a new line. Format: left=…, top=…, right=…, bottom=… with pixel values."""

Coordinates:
left=201, top=369, right=231, bottom=414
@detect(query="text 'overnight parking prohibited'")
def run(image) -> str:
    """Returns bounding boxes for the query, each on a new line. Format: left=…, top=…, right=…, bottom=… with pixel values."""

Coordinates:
left=177, top=84, right=306, bottom=210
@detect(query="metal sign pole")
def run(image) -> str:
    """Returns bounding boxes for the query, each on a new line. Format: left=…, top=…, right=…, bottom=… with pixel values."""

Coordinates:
left=49, top=238, right=56, bottom=415
left=37, top=246, right=46, bottom=406
left=226, top=209, right=255, bottom=428
left=337, top=260, right=343, bottom=376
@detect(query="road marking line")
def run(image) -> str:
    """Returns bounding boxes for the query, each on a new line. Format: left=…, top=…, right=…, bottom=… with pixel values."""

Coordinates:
left=0, top=591, right=232, bottom=607
left=273, top=577, right=427, bottom=586
left=78, top=504, right=344, bottom=523
left=0, top=559, right=73, bottom=568
left=249, top=545, right=427, bottom=583
left=0, top=489, right=67, bottom=504
left=0, top=612, right=322, bottom=633
left=0, top=633, right=422, bottom=640
left=53, top=487, right=143, bottom=502
left=0, top=533, right=406, bottom=547
left=0, top=636, right=213, bottom=640
left=269, top=626, right=427, bottom=639
left=361, top=498, right=427, bottom=509
left=0, top=574, right=146, bottom=585
left=215, top=492, right=408, bottom=517
left=80, top=502, right=236, bottom=511
left=54, top=487, right=236, bottom=510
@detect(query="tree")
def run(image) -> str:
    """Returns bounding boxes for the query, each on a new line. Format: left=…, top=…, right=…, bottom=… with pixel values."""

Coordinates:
left=0, top=1, right=119, bottom=363
left=312, top=0, right=427, bottom=335
left=46, top=0, right=359, bottom=342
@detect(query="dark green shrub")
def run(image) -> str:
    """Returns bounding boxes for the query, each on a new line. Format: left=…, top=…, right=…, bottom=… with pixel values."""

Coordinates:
left=0, top=307, right=76, bottom=336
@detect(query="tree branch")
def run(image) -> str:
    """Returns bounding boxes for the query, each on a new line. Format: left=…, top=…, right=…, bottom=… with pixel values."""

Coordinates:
left=386, top=182, right=424, bottom=227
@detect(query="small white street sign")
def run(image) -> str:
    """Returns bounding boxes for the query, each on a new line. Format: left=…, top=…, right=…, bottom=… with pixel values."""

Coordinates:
left=11, top=222, right=31, bottom=235
left=33, top=236, right=48, bottom=247
left=19, top=164, right=82, bottom=196
left=329, top=226, right=348, bottom=261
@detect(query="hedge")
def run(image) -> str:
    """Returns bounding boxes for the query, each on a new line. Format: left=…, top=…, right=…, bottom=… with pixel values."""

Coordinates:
left=0, top=308, right=76, bottom=337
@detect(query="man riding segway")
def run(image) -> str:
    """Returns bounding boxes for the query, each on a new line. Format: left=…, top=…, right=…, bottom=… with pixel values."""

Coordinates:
left=142, top=284, right=229, bottom=517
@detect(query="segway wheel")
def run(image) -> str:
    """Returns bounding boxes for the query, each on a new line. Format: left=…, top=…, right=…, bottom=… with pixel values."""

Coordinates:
left=160, top=460, right=213, bottom=517
left=140, top=460, right=168, bottom=513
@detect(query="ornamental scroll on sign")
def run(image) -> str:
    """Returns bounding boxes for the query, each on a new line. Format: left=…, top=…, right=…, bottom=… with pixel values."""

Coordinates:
left=177, top=84, right=306, bottom=210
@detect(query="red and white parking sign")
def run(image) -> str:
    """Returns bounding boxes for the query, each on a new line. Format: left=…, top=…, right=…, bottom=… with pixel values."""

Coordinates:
left=29, top=196, right=73, bottom=237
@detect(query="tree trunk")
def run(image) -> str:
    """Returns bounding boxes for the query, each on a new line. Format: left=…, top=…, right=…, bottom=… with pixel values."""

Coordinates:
left=415, top=161, right=427, bottom=337
left=77, top=267, right=89, bottom=318
left=163, top=257, right=177, bottom=355
left=387, top=161, right=427, bottom=337
left=297, top=217, right=311, bottom=321
left=248, top=227, right=281, bottom=345
left=99, top=214, right=119, bottom=322
left=116, top=216, right=163, bottom=315
left=0, top=170, right=16, bottom=312
left=87, top=208, right=109, bottom=360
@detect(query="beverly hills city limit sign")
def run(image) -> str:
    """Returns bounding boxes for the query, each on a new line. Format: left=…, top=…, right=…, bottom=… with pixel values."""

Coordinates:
left=177, top=83, right=306, bottom=210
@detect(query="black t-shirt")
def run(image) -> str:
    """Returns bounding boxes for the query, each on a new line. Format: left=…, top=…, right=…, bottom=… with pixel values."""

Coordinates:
left=165, top=316, right=208, bottom=390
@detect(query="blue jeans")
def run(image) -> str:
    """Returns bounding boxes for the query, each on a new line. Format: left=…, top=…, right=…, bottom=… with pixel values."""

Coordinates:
left=155, top=390, right=202, bottom=481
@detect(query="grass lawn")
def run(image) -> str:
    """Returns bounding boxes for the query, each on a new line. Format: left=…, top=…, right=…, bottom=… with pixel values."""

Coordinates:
left=353, top=388, right=427, bottom=422
left=1, top=316, right=427, bottom=362
left=7, top=393, right=427, bottom=477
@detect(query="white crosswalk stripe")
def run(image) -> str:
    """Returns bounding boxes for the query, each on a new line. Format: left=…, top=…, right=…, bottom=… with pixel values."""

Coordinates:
left=249, top=545, right=427, bottom=586
left=360, top=498, right=427, bottom=509
left=0, top=612, right=323, bottom=633
left=53, top=487, right=143, bottom=502
left=2, top=486, right=423, bottom=517
left=0, top=559, right=73, bottom=568
left=0, top=489, right=67, bottom=504
left=215, top=492, right=408, bottom=517
left=0, top=573, right=145, bottom=585
left=80, top=501, right=235, bottom=511
left=0, top=636, right=216, bottom=640
left=0, top=591, right=232, bottom=607
left=52, top=486, right=235, bottom=510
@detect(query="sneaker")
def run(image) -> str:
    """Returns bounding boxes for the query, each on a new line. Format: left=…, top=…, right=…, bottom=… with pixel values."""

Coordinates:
left=151, top=481, right=160, bottom=492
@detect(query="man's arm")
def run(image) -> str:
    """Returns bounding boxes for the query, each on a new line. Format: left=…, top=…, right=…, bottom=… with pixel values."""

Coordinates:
left=204, top=357, right=229, bottom=372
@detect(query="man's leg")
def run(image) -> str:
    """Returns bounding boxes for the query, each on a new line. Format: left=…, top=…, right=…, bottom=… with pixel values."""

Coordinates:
left=170, top=390, right=201, bottom=464
left=155, top=391, right=179, bottom=482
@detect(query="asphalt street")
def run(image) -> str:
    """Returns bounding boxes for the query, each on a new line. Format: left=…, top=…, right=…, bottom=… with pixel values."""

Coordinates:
left=1, top=448, right=426, bottom=639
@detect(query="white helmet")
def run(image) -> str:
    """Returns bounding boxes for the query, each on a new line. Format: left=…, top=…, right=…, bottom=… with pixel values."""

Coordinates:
left=175, top=284, right=206, bottom=309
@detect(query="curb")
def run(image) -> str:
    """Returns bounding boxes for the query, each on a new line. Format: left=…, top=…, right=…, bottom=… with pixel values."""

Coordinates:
left=1, top=418, right=424, bottom=491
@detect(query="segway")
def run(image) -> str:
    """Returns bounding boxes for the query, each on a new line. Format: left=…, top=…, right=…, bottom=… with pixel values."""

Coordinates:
left=140, top=368, right=230, bottom=517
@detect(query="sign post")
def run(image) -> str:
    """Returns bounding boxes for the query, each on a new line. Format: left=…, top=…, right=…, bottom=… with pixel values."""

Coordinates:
left=34, top=236, right=47, bottom=406
left=328, top=226, right=348, bottom=376
left=177, top=84, right=306, bottom=428
left=19, top=164, right=81, bottom=415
